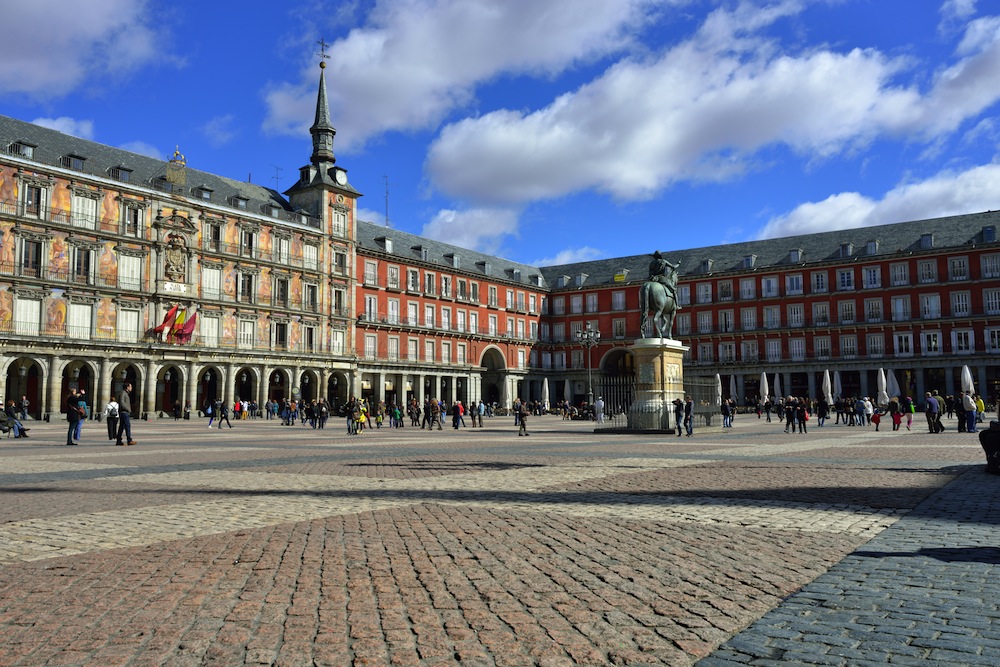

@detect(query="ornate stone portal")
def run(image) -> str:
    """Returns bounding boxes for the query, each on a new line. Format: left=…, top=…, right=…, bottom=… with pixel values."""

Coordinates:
left=627, top=337, right=688, bottom=431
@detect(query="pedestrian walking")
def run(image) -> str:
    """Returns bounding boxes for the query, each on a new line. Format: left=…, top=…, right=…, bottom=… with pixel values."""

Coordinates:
left=103, top=397, right=120, bottom=441
left=114, top=382, right=136, bottom=446
left=65, top=389, right=81, bottom=446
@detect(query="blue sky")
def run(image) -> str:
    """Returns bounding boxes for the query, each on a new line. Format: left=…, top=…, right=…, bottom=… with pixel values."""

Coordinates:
left=2, top=0, right=999, bottom=267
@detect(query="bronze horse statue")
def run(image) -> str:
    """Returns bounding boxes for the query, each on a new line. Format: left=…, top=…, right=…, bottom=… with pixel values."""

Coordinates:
left=639, top=280, right=679, bottom=339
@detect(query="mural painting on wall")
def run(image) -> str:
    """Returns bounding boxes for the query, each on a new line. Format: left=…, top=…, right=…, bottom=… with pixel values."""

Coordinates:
left=224, top=221, right=238, bottom=247
left=222, top=311, right=236, bottom=343
left=0, top=290, right=12, bottom=330
left=289, top=319, right=301, bottom=350
left=50, top=181, right=70, bottom=213
left=291, top=236, right=303, bottom=260
left=50, top=237, right=68, bottom=277
left=46, top=297, right=66, bottom=334
left=0, top=224, right=14, bottom=270
left=259, top=229, right=273, bottom=259
left=0, top=169, right=14, bottom=202
left=257, top=315, right=268, bottom=346
left=223, top=263, right=236, bottom=297
left=96, top=298, right=115, bottom=338
left=98, top=244, right=117, bottom=284
left=259, top=267, right=272, bottom=303
left=291, top=275, right=302, bottom=303
left=100, top=192, right=117, bottom=222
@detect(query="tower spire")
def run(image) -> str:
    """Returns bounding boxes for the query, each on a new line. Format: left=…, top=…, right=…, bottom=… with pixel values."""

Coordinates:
left=310, top=43, right=336, bottom=166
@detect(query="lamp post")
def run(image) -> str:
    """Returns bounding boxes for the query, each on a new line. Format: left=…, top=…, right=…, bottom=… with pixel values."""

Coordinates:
left=575, top=323, right=601, bottom=406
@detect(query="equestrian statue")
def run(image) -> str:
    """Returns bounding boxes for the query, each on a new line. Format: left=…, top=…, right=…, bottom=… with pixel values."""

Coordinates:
left=639, top=250, right=681, bottom=339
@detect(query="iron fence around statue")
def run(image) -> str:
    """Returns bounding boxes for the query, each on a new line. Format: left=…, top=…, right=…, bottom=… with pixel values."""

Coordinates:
left=595, top=375, right=720, bottom=431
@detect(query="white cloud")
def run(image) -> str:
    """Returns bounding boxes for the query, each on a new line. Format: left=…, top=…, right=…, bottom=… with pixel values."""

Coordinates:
left=118, top=141, right=164, bottom=160
left=426, top=2, right=1000, bottom=205
left=0, top=0, right=163, bottom=98
left=533, top=247, right=604, bottom=267
left=421, top=207, right=521, bottom=252
left=31, top=117, right=95, bottom=140
left=201, top=115, right=238, bottom=148
left=262, top=0, right=664, bottom=148
left=757, top=163, right=1000, bottom=239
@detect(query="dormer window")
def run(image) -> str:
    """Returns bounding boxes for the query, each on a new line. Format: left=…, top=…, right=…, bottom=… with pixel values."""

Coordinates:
left=573, top=273, right=586, bottom=286
left=8, top=141, right=35, bottom=159
left=559, top=275, right=570, bottom=288
left=865, top=240, right=879, bottom=255
left=789, top=249, right=801, bottom=263
left=196, top=186, right=213, bottom=201
left=701, top=259, right=714, bottom=273
left=269, top=206, right=281, bottom=219
left=412, top=245, right=428, bottom=261
left=985, top=226, right=997, bottom=243
left=743, top=255, right=756, bottom=269
left=513, top=269, right=523, bottom=282
left=376, top=236, right=393, bottom=253
left=60, top=154, right=86, bottom=171
left=920, top=233, right=934, bottom=250
left=445, top=253, right=459, bottom=268
left=477, top=260, right=491, bottom=275
left=109, top=166, right=132, bottom=183
left=840, top=242, right=854, bottom=258
left=532, top=274, right=543, bottom=287
left=231, top=196, right=248, bottom=210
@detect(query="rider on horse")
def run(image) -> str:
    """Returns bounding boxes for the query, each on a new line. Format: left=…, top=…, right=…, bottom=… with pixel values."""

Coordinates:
left=648, top=250, right=681, bottom=309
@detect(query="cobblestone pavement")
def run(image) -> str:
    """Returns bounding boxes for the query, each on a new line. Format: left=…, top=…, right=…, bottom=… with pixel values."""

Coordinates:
left=0, top=413, right=991, bottom=666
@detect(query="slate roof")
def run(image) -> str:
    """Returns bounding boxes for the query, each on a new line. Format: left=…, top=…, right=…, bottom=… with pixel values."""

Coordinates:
left=539, top=210, right=1000, bottom=289
left=0, top=114, right=306, bottom=222
left=356, top=219, right=549, bottom=288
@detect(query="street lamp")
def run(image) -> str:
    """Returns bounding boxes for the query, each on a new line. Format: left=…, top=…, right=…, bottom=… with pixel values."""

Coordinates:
left=575, top=322, right=601, bottom=406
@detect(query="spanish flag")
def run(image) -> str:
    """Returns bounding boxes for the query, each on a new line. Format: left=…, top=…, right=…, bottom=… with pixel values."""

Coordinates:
left=151, top=305, right=179, bottom=334
left=174, top=310, right=198, bottom=343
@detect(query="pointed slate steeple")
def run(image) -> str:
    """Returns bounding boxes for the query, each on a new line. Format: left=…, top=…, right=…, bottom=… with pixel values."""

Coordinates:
left=310, top=62, right=336, bottom=166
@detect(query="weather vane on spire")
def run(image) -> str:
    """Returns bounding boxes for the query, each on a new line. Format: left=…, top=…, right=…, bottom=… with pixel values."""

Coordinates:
left=316, top=38, right=331, bottom=67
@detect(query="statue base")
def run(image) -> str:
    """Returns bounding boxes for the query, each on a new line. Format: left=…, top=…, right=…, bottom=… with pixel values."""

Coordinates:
left=628, top=338, right=688, bottom=431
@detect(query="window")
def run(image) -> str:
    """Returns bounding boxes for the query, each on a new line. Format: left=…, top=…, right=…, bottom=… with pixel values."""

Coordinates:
left=985, top=289, right=1000, bottom=315
left=987, top=329, right=1000, bottom=352
left=766, top=340, right=781, bottom=362
left=441, top=275, right=452, bottom=298
left=8, top=141, right=34, bottom=158
left=741, top=308, right=757, bottom=331
left=865, top=240, right=879, bottom=255
left=406, top=269, right=419, bottom=291
left=862, top=266, right=881, bottom=289
left=840, top=335, right=857, bottom=359
left=303, top=325, right=316, bottom=352
left=719, top=342, right=736, bottom=363
left=441, top=308, right=451, bottom=331
left=837, top=269, right=854, bottom=290
left=457, top=343, right=467, bottom=364
left=761, top=277, right=778, bottom=298
left=894, top=332, right=913, bottom=357
left=740, top=278, right=755, bottom=299
left=677, top=285, right=690, bottom=305
left=198, top=315, right=220, bottom=347
left=891, top=296, right=911, bottom=321
left=920, top=294, right=941, bottom=319
left=507, top=289, right=516, bottom=309
left=72, top=189, right=97, bottom=229
left=554, top=352, right=566, bottom=370
left=71, top=246, right=94, bottom=284
left=552, top=296, right=564, bottom=315
left=571, top=349, right=584, bottom=369
left=586, top=293, right=598, bottom=313
left=387, top=299, right=400, bottom=325
left=675, top=313, right=690, bottom=335
left=469, top=312, right=478, bottom=334
left=117, top=254, right=141, bottom=291
left=365, top=335, right=378, bottom=360
left=951, top=292, right=970, bottom=317
left=238, top=320, right=255, bottom=350
left=333, top=289, right=346, bottom=316
left=275, top=237, right=291, bottom=265
left=364, top=261, right=378, bottom=286
left=787, top=304, right=804, bottom=327
left=789, top=338, right=805, bottom=361
left=387, top=337, right=399, bottom=362
left=456, top=310, right=466, bottom=333
left=953, top=330, right=974, bottom=355
left=470, top=283, right=479, bottom=303
left=811, top=271, right=828, bottom=293
left=529, top=294, right=537, bottom=313
left=785, top=274, right=803, bottom=295
left=442, top=341, right=452, bottom=363
left=331, top=210, right=347, bottom=237
left=917, top=260, right=937, bottom=283
left=763, top=306, right=780, bottom=329
left=22, top=184, right=45, bottom=219
left=123, top=204, right=144, bottom=238
left=720, top=310, right=734, bottom=332
left=60, top=154, right=86, bottom=171
left=982, top=254, right=1000, bottom=279
left=922, top=331, right=941, bottom=355
left=238, top=272, right=255, bottom=303
left=813, top=302, right=829, bottom=326
left=407, top=339, right=418, bottom=361
left=613, top=319, right=626, bottom=339
left=424, top=304, right=435, bottom=328
left=949, top=257, right=969, bottom=281
left=407, top=302, right=418, bottom=326
left=490, top=315, right=500, bottom=337
left=363, top=295, right=378, bottom=321
left=273, top=277, right=289, bottom=307
left=697, top=312, right=712, bottom=333
left=815, top=336, right=831, bottom=359
left=698, top=343, right=713, bottom=363
left=718, top=281, right=733, bottom=301
left=696, top=283, right=712, bottom=304
left=516, top=319, right=525, bottom=339
left=118, top=308, right=141, bottom=343
left=233, top=227, right=255, bottom=257
left=304, top=283, right=318, bottom=312
left=570, top=294, right=583, bottom=313
left=331, top=330, right=345, bottom=355
left=273, top=322, right=289, bottom=349
left=489, top=286, right=499, bottom=307
left=890, top=263, right=909, bottom=286
left=741, top=340, right=758, bottom=362
left=864, top=298, right=882, bottom=323
left=866, top=334, right=884, bottom=358
left=838, top=300, right=855, bottom=324
left=424, top=340, right=435, bottom=362
left=13, top=298, right=41, bottom=336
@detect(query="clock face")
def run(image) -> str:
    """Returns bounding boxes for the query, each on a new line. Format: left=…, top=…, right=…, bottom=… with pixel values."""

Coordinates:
left=335, top=169, right=348, bottom=185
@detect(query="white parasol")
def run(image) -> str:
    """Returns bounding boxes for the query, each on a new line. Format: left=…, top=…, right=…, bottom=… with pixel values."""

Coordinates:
left=729, top=374, right=738, bottom=403
left=961, top=365, right=976, bottom=394
left=541, top=378, right=550, bottom=410
left=833, top=371, right=842, bottom=399
left=760, top=372, right=769, bottom=403
left=714, top=374, right=723, bottom=406
left=886, top=369, right=901, bottom=399
left=822, top=369, right=833, bottom=405
left=877, top=368, right=889, bottom=406
left=773, top=373, right=782, bottom=402
left=564, top=378, right=572, bottom=404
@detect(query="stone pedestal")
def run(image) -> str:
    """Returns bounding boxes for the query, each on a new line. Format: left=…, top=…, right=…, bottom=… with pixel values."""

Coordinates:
left=627, top=338, right=688, bottom=431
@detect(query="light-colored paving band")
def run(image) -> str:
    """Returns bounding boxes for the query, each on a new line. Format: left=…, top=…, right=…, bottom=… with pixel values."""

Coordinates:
left=0, top=453, right=901, bottom=564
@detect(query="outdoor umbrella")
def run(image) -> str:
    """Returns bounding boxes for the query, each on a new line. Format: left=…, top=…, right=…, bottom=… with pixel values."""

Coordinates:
left=500, top=379, right=510, bottom=410
left=833, top=371, right=842, bottom=399
left=877, top=368, right=889, bottom=406
left=564, top=379, right=572, bottom=404
left=729, top=374, right=738, bottom=403
left=886, top=369, right=901, bottom=399
left=760, top=372, right=769, bottom=403
left=961, top=365, right=976, bottom=394
left=773, top=373, right=782, bottom=401
left=822, top=369, right=834, bottom=405
left=714, top=374, right=723, bottom=406
left=541, top=378, right=550, bottom=410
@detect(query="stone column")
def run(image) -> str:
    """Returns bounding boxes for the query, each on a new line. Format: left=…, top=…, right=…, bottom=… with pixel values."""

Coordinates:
left=98, top=356, right=111, bottom=413
left=224, top=363, right=235, bottom=408
left=806, top=371, right=816, bottom=402
left=627, top=338, right=688, bottom=431
left=47, top=354, right=62, bottom=421
left=186, top=361, right=197, bottom=418
left=144, top=358, right=156, bottom=418
left=417, top=373, right=425, bottom=403
left=377, top=371, right=386, bottom=404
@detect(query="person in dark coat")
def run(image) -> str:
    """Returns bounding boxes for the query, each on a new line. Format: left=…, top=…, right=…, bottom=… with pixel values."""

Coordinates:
left=65, top=389, right=81, bottom=446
